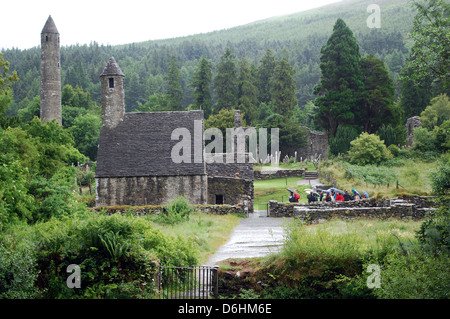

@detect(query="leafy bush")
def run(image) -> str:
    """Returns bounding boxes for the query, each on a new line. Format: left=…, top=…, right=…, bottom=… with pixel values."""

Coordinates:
left=0, top=243, right=41, bottom=299
left=156, top=196, right=194, bottom=225
left=29, top=213, right=198, bottom=298
left=373, top=249, right=450, bottom=299
left=387, top=144, right=400, bottom=157
left=420, top=94, right=450, bottom=131
left=348, top=132, right=391, bottom=166
left=412, top=127, right=437, bottom=153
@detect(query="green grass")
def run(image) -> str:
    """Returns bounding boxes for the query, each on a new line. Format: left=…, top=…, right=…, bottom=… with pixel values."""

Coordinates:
left=320, top=158, right=437, bottom=198
left=282, top=218, right=420, bottom=257
left=263, top=218, right=422, bottom=274
left=253, top=177, right=312, bottom=210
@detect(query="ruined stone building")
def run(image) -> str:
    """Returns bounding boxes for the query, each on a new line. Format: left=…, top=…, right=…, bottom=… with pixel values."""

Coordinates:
left=40, top=15, right=62, bottom=125
left=95, top=57, right=254, bottom=211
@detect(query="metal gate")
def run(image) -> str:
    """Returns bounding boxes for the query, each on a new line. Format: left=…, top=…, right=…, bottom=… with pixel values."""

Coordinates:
left=157, top=265, right=219, bottom=299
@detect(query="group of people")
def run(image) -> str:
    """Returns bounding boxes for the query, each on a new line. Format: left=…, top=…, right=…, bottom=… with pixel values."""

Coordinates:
left=288, top=189, right=369, bottom=203
left=307, top=189, right=369, bottom=203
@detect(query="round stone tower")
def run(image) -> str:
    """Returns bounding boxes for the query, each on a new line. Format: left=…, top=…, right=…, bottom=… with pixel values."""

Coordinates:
left=40, top=15, right=62, bottom=125
left=100, top=57, right=125, bottom=129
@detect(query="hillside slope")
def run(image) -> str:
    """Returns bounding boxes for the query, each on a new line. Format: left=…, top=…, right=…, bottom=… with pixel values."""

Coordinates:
left=3, top=0, right=416, bottom=113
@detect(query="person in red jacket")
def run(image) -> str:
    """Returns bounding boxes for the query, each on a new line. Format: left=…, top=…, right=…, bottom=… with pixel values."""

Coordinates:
left=335, top=193, right=345, bottom=201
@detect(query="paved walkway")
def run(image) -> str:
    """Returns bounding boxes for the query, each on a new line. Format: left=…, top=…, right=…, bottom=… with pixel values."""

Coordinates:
left=204, top=178, right=323, bottom=266
left=205, top=210, right=291, bottom=266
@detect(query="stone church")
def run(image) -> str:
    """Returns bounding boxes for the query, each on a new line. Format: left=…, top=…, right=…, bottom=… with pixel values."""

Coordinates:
left=95, top=57, right=254, bottom=211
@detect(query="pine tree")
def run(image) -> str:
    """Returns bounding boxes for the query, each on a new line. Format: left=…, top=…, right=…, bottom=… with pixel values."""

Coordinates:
left=360, top=54, right=397, bottom=133
left=191, top=56, right=213, bottom=118
left=313, top=18, right=364, bottom=136
left=257, top=49, right=276, bottom=104
left=165, top=56, right=183, bottom=111
left=270, top=54, right=297, bottom=118
left=214, top=48, right=238, bottom=112
left=237, top=54, right=258, bottom=125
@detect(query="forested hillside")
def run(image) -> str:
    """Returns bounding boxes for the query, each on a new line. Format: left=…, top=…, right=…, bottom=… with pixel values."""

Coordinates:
left=3, top=0, right=444, bottom=162
left=3, top=0, right=415, bottom=110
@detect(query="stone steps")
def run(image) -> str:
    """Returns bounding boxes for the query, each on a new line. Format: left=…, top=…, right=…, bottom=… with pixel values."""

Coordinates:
left=304, top=171, right=319, bottom=179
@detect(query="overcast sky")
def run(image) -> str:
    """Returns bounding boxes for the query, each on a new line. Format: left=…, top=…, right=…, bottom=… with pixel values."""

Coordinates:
left=1, top=0, right=341, bottom=50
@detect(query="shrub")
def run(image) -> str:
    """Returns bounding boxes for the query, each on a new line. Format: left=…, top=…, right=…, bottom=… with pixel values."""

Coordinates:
left=420, top=94, right=450, bottom=131
left=0, top=243, right=41, bottom=299
left=373, top=249, right=450, bottom=299
left=412, top=127, right=437, bottom=153
left=387, top=144, right=400, bottom=157
left=348, top=132, right=391, bottom=166
left=30, top=213, right=198, bottom=298
left=377, top=124, right=396, bottom=147
left=328, top=125, right=359, bottom=156
left=156, top=196, right=194, bottom=225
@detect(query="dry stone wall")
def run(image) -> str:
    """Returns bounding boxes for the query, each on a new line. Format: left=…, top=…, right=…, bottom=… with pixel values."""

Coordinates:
left=269, top=196, right=435, bottom=222
left=90, top=204, right=247, bottom=216
left=254, top=169, right=305, bottom=180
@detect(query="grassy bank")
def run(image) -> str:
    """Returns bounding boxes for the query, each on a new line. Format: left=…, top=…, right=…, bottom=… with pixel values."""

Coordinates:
left=319, top=158, right=437, bottom=198
left=218, top=218, right=424, bottom=299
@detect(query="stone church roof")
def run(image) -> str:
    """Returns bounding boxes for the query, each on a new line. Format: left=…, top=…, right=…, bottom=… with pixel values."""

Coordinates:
left=96, top=110, right=206, bottom=178
left=41, top=15, right=59, bottom=34
left=100, top=57, right=125, bottom=77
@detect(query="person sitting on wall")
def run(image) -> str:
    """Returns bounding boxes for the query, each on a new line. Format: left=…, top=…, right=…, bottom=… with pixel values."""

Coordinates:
left=343, top=190, right=353, bottom=201
left=335, top=192, right=345, bottom=202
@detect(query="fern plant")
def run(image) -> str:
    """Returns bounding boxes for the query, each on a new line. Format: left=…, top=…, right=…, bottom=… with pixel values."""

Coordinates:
left=99, top=231, right=130, bottom=262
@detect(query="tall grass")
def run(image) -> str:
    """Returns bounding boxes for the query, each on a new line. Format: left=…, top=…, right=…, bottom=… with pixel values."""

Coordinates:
left=320, top=158, right=436, bottom=197
left=265, top=218, right=421, bottom=271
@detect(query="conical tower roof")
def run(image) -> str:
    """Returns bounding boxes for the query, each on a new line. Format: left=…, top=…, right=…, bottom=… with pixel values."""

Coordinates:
left=100, top=57, right=125, bottom=77
left=41, top=15, right=59, bottom=34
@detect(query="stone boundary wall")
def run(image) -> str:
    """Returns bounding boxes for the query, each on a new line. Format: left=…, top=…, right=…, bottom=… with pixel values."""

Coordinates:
left=269, top=196, right=436, bottom=222
left=90, top=204, right=247, bottom=216
left=254, top=169, right=305, bottom=180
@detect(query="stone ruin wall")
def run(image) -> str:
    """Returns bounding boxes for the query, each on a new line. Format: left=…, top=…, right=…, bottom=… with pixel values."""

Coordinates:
left=95, top=175, right=207, bottom=207
left=269, top=195, right=436, bottom=222
left=281, top=126, right=328, bottom=161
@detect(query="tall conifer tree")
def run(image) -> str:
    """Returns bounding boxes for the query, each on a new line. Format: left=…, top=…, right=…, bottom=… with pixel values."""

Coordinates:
left=270, top=54, right=297, bottom=118
left=314, top=18, right=364, bottom=136
left=360, top=54, right=398, bottom=133
left=191, top=56, right=213, bottom=118
left=214, top=49, right=238, bottom=112
left=165, top=56, right=183, bottom=111
left=237, top=54, right=258, bottom=125
left=257, top=49, right=276, bottom=104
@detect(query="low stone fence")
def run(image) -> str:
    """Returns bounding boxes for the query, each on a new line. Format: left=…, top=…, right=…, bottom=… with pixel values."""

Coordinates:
left=254, top=169, right=305, bottom=180
left=90, top=204, right=247, bottom=216
left=269, top=196, right=436, bottom=222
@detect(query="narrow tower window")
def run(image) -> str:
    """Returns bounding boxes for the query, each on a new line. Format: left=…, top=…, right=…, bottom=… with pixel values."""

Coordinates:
left=109, top=78, right=114, bottom=88
left=46, top=36, right=48, bottom=41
